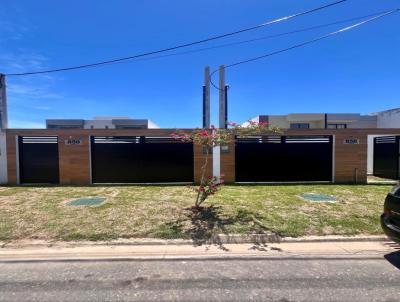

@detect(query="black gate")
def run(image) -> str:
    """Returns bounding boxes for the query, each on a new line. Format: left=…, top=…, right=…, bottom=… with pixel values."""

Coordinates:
left=18, top=136, right=60, bottom=184
left=91, top=136, right=194, bottom=183
left=373, top=136, right=400, bottom=180
left=235, top=135, right=333, bottom=182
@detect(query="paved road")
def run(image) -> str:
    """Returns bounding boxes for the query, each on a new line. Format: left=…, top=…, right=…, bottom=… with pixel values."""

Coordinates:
left=0, top=254, right=399, bottom=302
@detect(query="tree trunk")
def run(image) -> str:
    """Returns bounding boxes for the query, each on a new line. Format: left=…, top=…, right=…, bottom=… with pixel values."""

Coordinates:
left=195, top=147, right=209, bottom=207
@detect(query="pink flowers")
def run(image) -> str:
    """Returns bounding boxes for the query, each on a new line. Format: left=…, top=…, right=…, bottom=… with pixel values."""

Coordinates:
left=171, top=132, right=191, bottom=141
left=171, top=127, right=231, bottom=148
left=170, top=121, right=279, bottom=207
left=193, top=174, right=224, bottom=198
left=248, top=120, right=268, bottom=126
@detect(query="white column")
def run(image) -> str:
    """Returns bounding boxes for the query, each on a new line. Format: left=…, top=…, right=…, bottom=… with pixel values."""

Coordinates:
left=0, top=133, right=7, bottom=184
left=213, top=145, right=220, bottom=181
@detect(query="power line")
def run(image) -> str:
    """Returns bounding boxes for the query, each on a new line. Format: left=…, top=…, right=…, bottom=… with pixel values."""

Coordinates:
left=4, top=0, right=348, bottom=76
left=106, top=10, right=390, bottom=66
left=209, top=9, right=399, bottom=90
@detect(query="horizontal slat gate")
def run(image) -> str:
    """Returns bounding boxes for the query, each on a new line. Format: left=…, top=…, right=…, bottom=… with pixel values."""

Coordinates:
left=18, top=136, right=60, bottom=184
left=91, top=136, right=194, bottom=183
left=235, top=135, right=333, bottom=182
left=373, top=136, right=400, bottom=180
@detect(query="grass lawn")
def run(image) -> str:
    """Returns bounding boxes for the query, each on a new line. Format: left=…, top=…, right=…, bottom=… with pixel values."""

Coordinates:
left=0, top=184, right=393, bottom=241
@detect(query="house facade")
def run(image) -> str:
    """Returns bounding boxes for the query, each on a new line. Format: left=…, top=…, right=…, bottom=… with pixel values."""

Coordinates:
left=1, top=106, right=399, bottom=185
left=3, top=127, right=400, bottom=185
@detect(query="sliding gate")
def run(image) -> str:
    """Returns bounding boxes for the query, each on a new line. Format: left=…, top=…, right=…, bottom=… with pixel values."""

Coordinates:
left=18, top=136, right=60, bottom=184
left=91, top=136, right=194, bottom=183
left=373, top=136, right=400, bottom=180
left=235, top=135, right=333, bottom=182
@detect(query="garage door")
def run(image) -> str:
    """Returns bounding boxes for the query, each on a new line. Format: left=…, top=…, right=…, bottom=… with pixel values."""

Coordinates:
left=18, top=136, right=60, bottom=184
left=235, top=135, right=333, bottom=182
left=91, top=136, right=194, bottom=183
left=373, top=136, right=400, bottom=180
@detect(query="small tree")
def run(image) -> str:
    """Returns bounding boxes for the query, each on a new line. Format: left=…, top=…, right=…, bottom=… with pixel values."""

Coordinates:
left=172, top=121, right=280, bottom=208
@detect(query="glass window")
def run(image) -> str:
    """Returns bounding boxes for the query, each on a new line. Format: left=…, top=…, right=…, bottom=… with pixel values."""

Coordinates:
left=290, top=123, right=310, bottom=129
left=327, top=124, right=347, bottom=129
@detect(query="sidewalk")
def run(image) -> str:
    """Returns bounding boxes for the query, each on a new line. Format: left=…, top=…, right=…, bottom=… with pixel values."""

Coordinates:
left=0, top=239, right=398, bottom=262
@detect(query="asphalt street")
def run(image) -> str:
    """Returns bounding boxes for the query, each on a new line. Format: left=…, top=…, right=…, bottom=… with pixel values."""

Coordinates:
left=0, top=253, right=399, bottom=302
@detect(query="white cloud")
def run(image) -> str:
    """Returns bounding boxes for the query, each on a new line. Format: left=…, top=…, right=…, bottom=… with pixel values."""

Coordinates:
left=0, top=52, right=50, bottom=74
left=0, top=11, right=33, bottom=44
left=30, top=105, right=52, bottom=111
left=0, top=51, right=63, bottom=109
left=8, top=83, right=62, bottom=100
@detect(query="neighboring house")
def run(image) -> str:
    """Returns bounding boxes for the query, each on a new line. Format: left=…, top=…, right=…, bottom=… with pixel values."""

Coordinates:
left=46, top=117, right=159, bottom=129
left=244, top=113, right=377, bottom=129
left=244, top=108, right=400, bottom=129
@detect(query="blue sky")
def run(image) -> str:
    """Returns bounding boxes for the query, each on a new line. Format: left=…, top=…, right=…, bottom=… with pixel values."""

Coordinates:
left=0, top=0, right=399, bottom=128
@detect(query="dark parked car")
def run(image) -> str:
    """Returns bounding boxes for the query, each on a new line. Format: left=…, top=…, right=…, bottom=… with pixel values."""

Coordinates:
left=381, top=184, right=400, bottom=243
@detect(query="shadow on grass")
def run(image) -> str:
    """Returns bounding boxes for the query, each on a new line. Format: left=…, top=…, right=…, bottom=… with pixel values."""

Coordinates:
left=159, top=205, right=275, bottom=250
left=186, top=206, right=234, bottom=249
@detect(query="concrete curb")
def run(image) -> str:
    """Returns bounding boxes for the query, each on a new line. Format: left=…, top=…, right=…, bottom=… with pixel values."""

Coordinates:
left=0, top=234, right=388, bottom=249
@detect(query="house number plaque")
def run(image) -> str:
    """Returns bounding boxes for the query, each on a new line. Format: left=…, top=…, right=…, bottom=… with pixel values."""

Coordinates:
left=343, top=138, right=359, bottom=145
left=65, top=138, right=82, bottom=145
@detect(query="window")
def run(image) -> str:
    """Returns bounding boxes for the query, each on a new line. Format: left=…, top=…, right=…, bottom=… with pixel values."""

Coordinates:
left=47, top=125, right=82, bottom=129
left=290, top=123, right=310, bottom=129
left=327, top=123, right=347, bottom=129
left=115, top=125, right=146, bottom=129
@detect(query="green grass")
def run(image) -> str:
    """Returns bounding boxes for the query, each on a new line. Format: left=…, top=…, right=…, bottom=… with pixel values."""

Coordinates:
left=0, top=184, right=393, bottom=241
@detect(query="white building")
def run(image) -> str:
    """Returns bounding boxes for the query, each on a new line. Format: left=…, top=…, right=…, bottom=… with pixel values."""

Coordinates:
left=46, top=117, right=159, bottom=129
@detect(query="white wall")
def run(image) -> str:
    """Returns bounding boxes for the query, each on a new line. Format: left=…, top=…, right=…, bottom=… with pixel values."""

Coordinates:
left=148, top=120, right=160, bottom=129
left=0, top=132, right=8, bottom=184
left=377, top=109, right=400, bottom=128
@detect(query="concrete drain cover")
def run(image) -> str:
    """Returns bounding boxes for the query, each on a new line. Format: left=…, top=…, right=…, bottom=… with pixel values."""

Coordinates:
left=300, top=193, right=336, bottom=203
left=67, top=197, right=106, bottom=206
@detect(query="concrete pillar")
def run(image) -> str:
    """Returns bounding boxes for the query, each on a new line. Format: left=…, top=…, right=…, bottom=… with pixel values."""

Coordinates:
left=218, top=66, right=226, bottom=129
left=214, top=66, right=227, bottom=180
left=0, top=75, right=8, bottom=184
left=203, top=66, right=211, bottom=128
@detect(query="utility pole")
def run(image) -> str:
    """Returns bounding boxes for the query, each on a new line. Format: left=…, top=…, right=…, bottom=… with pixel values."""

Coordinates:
left=218, top=65, right=227, bottom=129
left=202, top=66, right=210, bottom=128
left=224, top=84, right=229, bottom=128
left=0, top=74, right=8, bottom=130
left=0, top=74, right=8, bottom=184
